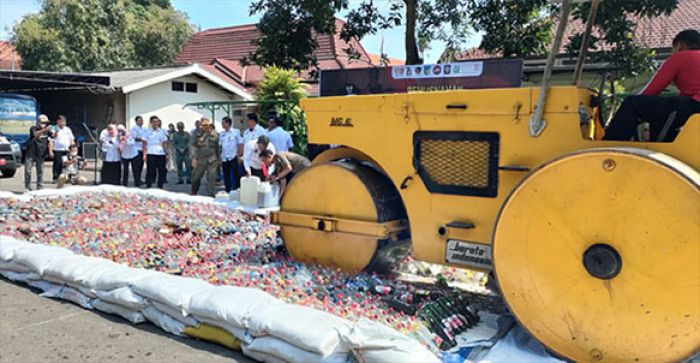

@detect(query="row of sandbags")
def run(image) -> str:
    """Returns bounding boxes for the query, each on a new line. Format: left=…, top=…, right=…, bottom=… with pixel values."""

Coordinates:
left=0, top=236, right=439, bottom=363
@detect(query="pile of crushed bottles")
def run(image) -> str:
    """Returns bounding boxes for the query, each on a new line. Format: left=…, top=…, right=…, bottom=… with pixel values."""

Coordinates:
left=0, top=191, right=488, bottom=351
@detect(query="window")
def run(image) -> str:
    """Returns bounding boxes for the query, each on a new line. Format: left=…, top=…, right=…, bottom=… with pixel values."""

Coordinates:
left=172, top=81, right=197, bottom=93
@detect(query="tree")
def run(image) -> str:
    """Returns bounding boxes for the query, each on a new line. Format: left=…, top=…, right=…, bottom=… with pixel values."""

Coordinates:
left=243, top=0, right=343, bottom=73
left=12, top=0, right=194, bottom=72
left=255, top=67, right=310, bottom=155
left=245, top=0, right=471, bottom=70
left=471, top=0, right=679, bottom=78
left=567, top=0, right=677, bottom=77
left=469, top=0, right=555, bottom=59
left=130, top=5, right=193, bottom=67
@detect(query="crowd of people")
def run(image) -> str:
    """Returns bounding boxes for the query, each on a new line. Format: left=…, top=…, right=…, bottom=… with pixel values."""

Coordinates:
left=22, top=112, right=310, bottom=198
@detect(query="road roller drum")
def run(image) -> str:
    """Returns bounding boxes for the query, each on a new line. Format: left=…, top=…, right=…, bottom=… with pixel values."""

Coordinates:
left=493, top=148, right=700, bottom=362
left=275, top=161, right=409, bottom=272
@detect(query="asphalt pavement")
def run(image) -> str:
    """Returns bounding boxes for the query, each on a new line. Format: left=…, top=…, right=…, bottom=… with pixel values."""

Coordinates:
left=0, top=278, right=253, bottom=363
left=0, top=164, right=251, bottom=362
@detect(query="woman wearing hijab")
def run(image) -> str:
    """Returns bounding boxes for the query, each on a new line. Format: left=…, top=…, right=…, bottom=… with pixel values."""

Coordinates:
left=117, top=124, right=140, bottom=187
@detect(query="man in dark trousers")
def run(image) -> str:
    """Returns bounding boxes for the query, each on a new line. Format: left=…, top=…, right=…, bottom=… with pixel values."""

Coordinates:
left=190, top=118, right=220, bottom=196
left=48, top=115, right=74, bottom=183
left=604, top=29, right=700, bottom=141
left=219, top=116, right=242, bottom=192
left=172, top=121, right=192, bottom=184
left=130, top=115, right=146, bottom=186
left=24, top=114, right=51, bottom=191
left=144, top=116, right=169, bottom=188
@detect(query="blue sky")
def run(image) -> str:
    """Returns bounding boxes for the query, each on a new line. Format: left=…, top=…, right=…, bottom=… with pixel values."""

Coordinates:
left=0, top=0, right=480, bottom=63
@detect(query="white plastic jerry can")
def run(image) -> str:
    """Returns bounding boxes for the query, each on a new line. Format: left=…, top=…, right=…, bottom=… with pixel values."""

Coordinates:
left=240, top=176, right=261, bottom=206
left=257, top=181, right=278, bottom=208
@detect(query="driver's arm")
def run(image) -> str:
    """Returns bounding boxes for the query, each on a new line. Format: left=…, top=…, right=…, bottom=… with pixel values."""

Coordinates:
left=640, top=54, right=681, bottom=96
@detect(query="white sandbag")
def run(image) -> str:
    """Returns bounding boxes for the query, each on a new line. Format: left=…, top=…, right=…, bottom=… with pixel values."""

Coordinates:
left=0, top=270, right=32, bottom=283
left=0, top=261, right=31, bottom=273
left=245, top=336, right=351, bottom=363
left=0, top=236, right=32, bottom=262
left=94, top=299, right=145, bottom=324
left=142, top=306, right=185, bottom=336
left=94, top=287, right=147, bottom=310
left=339, top=319, right=440, bottom=363
left=241, top=345, right=288, bottom=363
left=41, top=277, right=97, bottom=298
left=42, top=254, right=118, bottom=284
left=196, top=316, right=254, bottom=344
left=11, top=243, right=74, bottom=275
left=152, top=301, right=199, bottom=327
left=248, top=304, right=351, bottom=356
left=74, top=285, right=97, bottom=298
left=187, top=285, right=283, bottom=329
left=41, top=286, right=94, bottom=310
left=132, top=274, right=212, bottom=309
left=27, top=279, right=63, bottom=292
left=81, top=263, right=155, bottom=291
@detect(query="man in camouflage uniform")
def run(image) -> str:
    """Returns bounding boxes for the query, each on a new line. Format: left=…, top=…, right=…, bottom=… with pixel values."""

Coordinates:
left=190, top=118, right=220, bottom=196
left=172, top=122, right=192, bottom=184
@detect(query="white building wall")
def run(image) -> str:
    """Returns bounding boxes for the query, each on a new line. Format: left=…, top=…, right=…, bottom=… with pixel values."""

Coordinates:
left=125, top=76, right=244, bottom=131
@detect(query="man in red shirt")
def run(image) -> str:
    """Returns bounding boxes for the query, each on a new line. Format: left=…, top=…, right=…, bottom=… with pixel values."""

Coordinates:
left=604, top=29, right=700, bottom=141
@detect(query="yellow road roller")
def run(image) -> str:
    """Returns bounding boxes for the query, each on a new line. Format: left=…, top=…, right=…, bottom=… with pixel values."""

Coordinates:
left=272, top=1, right=699, bottom=361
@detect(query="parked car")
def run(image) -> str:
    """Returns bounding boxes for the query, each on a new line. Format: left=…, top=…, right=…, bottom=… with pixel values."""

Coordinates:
left=0, top=133, right=22, bottom=178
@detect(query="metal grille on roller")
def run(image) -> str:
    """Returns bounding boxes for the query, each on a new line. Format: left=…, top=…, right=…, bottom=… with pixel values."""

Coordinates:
left=419, top=139, right=490, bottom=188
left=413, top=131, right=499, bottom=197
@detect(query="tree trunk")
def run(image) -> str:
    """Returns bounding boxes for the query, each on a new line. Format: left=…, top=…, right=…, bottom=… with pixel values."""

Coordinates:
left=404, top=0, right=422, bottom=65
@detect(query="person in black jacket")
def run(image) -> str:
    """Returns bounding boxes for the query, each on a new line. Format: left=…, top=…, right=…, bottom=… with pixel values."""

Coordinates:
left=24, top=114, right=51, bottom=191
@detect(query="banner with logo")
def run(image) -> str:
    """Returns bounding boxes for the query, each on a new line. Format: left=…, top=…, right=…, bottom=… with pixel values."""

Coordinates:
left=319, top=59, right=523, bottom=97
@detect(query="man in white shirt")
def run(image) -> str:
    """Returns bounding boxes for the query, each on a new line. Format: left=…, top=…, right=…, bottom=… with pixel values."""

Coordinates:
left=130, top=115, right=146, bottom=186
left=266, top=116, right=294, bottom=152
left=99, top=124, right=121, bottom=185
left=240, top=113, right=266, bottom=182
left=49, top=115, right=75, bottom=183
left=219, top=116, right=243, bottom=192
left=243, top=113, right=266, bottom=145
left=144, top=116, right=169, bottom=189
left=117, top=124, right=139, bottom=187
left=243, top=135, right=275, bottom=179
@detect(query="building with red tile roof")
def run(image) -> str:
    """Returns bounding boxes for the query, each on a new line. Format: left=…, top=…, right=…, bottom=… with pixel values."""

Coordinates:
left=0, top=41, right=21, bottom=70
left=367, top=53, right=405, bottom=66
left=458, top=0, right=699, bottom=62
left=175, top=18, right=377, bottom=95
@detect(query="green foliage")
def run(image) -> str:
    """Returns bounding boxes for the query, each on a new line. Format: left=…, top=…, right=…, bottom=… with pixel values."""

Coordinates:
left=473, top=0, right=678, bottom=78
left=130, top=5, right=193, bottom=67
left=247, top=0, right=471, bottom=68
left=243, top=0, right=347, bottom=72
left=255, top=67, right=310, bottom=155
left=470, top=0, right=555, bottom=58
left=12, top=0, right=194, bottom=72
left=567, top=0, right=677, bottom=78
left=417, top=0, right=472, bottom=57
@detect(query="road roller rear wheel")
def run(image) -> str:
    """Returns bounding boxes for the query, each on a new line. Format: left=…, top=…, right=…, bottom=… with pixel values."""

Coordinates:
left=493, top=148, right=700, bottom=362
left=279, top=161, right=408, bottom=272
